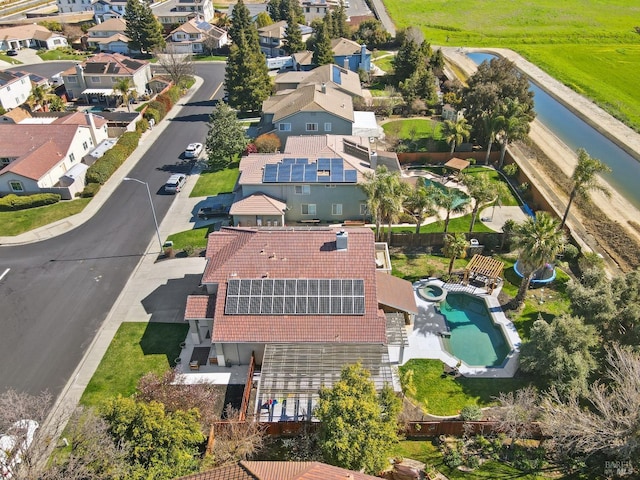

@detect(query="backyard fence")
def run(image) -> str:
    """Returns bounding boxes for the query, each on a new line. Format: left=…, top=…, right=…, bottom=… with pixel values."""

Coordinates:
left=388, top=232, right=506, bottom=250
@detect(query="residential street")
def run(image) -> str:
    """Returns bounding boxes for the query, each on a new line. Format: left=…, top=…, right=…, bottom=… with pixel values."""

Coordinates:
left=0, top=63, right=225, bottom=397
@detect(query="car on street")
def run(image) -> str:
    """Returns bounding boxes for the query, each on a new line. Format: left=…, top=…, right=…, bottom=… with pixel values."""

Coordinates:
left=6, top=49, right=18, bottom=56
left=184, top=142, right=203, bottom=158
left=164, top=173, right=187, bottom=194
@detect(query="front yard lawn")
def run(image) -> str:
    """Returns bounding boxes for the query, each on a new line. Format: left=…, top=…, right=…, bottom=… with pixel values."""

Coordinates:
left=38, top=47, right=88, bottom=61
left=166, top=226, right=211, bottom=250
left=399, top=359, right=530, bottom=416
left=0, top=199, right=90, bottom=236
left=190, top=165, right=239, bottom=198
left=80, top=322, right=188, bottom=408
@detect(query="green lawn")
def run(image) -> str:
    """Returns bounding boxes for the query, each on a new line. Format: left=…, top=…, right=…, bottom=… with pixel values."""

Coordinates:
left=372, top=54, right=395, bottom=74
left=0, top=199, right=90, bottom=237
left=38, top=48, right=89, bottom=61
left=193, top=54, right=227, bottom=61
left=0, top=53, right=21, bottom=65
left=382, top=0, right=640, bottom=131
left=400, top=359, right=530, bottom=416
left=190, top=166, right=239, bottom=198
left=383, top=118, right=444, bottom=141
left=391, top=249, right=470, bottom=283
left=80, top=323, right=188, bottom=408
left=392, top=441, right=551, bottom=479
left=166, top=226, right=211, bottom=250
left=384, top=214, right=495, bottom=235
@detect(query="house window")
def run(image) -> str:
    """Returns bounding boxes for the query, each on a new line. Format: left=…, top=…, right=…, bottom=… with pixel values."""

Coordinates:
left=9, top=181, right=24, bottom=192
left=324, top=122, right=332, bottom=131
left=294, top=185, right=310, bottom=195
left=111, top=77, right=118, bottom=83
left=301, top=204, right=316, bottom=215
left=332, top=203, right=343, bottom=215
left=1, top=157, right=12, bottom=166
left=6, top=85, right=10, bottom=91
left=67, top=77, right=77, bottom=83
left=305, top=123, right=318, bottom=132
left=278, top=123, right=291, bottom=131
left=360, top=203, right=368, bottom=215
left=82, top=141, right=88, bottom=149
left=21, top=78, right=26, bottom=84
left=69, top=153, right=76, bottom=163
left=90, top=76, right=100, bottom=83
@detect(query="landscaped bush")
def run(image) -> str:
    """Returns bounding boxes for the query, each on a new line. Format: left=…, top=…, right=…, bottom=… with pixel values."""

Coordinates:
left=144, top=107, right=161, bottom=124
left=155, top=94, right=173, bottom=114
left=116, top=132, right=141, bottom=155
left=254, top=133, right=281, bottom=153
left=562, top=243, right=580, bottom=262
left=135, top=118, right=149, bottom=134
left=460, top=405, right=483, bottom=421
left=147, top=101, right=167, bottom=119
left=79, top=182, right=101, bottom=198
left=0, top=193, right=61, bottom=211
left=86, top=133, right=140, bottom=184
left=165, top=86, right=181, bottom=104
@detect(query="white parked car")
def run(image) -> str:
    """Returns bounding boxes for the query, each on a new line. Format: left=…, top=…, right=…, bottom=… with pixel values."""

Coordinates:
left=184, top=143, right=203, bottom=158
left=0, top=420, right=39, bottom=479
left=164, top=173, right=187, bottom=194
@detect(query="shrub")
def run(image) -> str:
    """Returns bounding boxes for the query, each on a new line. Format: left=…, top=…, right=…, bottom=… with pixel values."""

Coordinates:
left=165, top=86, right=181, bottom=104
left=562, top=243, right=580, bottom=262
left=443, top=449, right=463, bottom=468
left=243, top=143, right=258, bottom=155
left=135, top=118, right=149, bottom=134
left=254, top=133, right=281, bottom=153
left=183, top=245, right=195, bottom=256
left=117, top=132, right=141, bottom=155
left=0, top=193, right=61, bottom=211
left=155, top=94, right=173, bottom=114
left=578, top=251, right=604, bottom=274
left=80, top=182, right=101, bottom=198
left=503, top=163, right=518, bottom=177
left=465, top=454, right=480, bottom=469
left=144, top=107, right=161, bottom=124
left=147, top=100, right=167, bottom=119
left=460, top=405, right=483, bottom=421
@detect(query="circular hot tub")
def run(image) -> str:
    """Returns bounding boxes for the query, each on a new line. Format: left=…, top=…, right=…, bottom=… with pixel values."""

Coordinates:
left=417, top=282, right=448, bottom=302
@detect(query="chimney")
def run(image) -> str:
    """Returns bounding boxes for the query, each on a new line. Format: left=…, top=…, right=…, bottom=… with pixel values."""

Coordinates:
left=336, top=230, right=348, bottom=251
left=321, top=82, right=326, bottom=94
left=370, top=151, right=378, bottom=169
left=85, top=112, right=99, bottom=148
left=74, top=63, right=86, bottom=90
left=360, top=43, right=367, bottom=67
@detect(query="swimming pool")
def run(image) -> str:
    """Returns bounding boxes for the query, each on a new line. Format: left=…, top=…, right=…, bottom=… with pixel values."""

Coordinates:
left=422, top=178, right=470, bottom=209
left=440, top=292, right=511, bottom=367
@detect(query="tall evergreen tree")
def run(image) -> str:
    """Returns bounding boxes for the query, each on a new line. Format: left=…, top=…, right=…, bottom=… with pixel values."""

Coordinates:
left=267, top=0, right=281, bottom=20
left=205, top=104, right=249, bottom=167
left=312, top=21, right=333, bottom=66
left=228, top=0, right=252, bottom=45
left=124, top=0, right=165, bottom=54
left=283, top=10, right=304, bottom=54
left=225, top=33, right=271, bottom=112
left=393, top=37, right=422, bottom=83
left=333, top=2, right=349, bottom=38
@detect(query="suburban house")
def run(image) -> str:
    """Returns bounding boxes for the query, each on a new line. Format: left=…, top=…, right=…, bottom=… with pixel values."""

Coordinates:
left=57, top=0, right=94, bottom=14
left=92, top=0, right=127, bottom=23
left=166, top=17, right=228, bottom=53
left=274, top=63, right=363, bottom=99
left=60, top=53, right=152, bottom=105
left=257, top=20, right=313, bottom=58
left=86, top=18, right=136, bottom=54
left=442, top=103, right=466, bottom=122
left=0, top=24, right=68, bottom=51
left=330, top=37, right=371, bottom=73
left=0, top=71, right=32, bottom=111
left=182, top=226, right=416, bottom=420
left=291, top=39, right=371, bottom=72
left=230, top=134, right=400, bottom=227
left=175, top=461, right=383, bottom=480
left=261, top=83, right=354, bottom=142
left=0, top=112, right=109, bottom=198
left=152, top=0, right=215, bottom=27
left=301, top=0, right=331, bottom=22
left=225, top=2, right=267, bottom=22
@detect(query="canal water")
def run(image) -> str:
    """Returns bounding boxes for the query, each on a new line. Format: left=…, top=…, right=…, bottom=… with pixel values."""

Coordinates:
left=467, top=52, right=640, bottom=210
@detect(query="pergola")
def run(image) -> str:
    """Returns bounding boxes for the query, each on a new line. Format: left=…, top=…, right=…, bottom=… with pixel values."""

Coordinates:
left=462, top=254, right=504, bottom=294
left=444, top=157, right=471, bottom=174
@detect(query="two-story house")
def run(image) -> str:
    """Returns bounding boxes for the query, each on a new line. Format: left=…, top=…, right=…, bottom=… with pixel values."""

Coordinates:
left=230, top=134, right=400, bottom=227
left=92, top=0, right=127, bottom=22
left=261, top=83, right=354, bottom=143
left=301, top=0, right=331, bottom=22
left=61, top=53, right=152, bottom=105
left=86, top=18, right=134, bottom=54
left=0, top=24, right=68, bottom=51
left=0, top=112, right=108, bottom=197
left=274, top=63, right=363, bottom=99
left=182, top=226, right=416, bottom=421
left=0, top=71, right=32, bottom=111
left=292, top=38, right=371, bottom=73
left=57, top=0, right=94, bottom=14
left=166, top=17, right=228, bottom=54
left=257, top=20, right=313, bottom=58
left=152, top=0, right=214, bottom=28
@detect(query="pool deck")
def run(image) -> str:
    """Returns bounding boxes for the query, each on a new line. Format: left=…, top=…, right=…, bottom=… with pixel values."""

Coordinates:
left=403, top=278, right=521, bottom=378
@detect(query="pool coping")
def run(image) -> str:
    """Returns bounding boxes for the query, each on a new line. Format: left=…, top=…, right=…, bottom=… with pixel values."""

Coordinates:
left=411, top=278, right=521, bottom=378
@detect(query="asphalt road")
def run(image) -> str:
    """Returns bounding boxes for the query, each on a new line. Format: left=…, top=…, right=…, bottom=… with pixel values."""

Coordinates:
left=0, top=63, right=225, bottom=396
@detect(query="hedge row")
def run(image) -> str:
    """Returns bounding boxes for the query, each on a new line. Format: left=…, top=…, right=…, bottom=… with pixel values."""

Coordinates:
left=85, top=131, right=141, bottom=185
left=0, top=193, right=61, bottom=211
left=143, top=86, right=181, bottom=126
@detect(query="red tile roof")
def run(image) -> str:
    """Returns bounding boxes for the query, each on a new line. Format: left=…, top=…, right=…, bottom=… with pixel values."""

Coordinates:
left=201, top=227, right=386, bottom=344
left=184, top=294, right=216, bottom=320
left=174, top=461, right=381, bottom=480
left=376, top=271, right=418, bottom=315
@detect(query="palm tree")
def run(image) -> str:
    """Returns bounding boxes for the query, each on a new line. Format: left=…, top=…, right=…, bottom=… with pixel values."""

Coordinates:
left=497, top=98, right=530, bottom=169
left=403, top=180, right=438, bottom=235
left=28, top=85, right=48, bottom=111
left=434, top=188, right=466, bottom=233
left=511, top=212, right=566, bottom=309
left=462, top=172, right=495, bottom=233
left=442, top=117, right=471, bottom=155
left=113, top=78, right=133, bottom=112
left=560, top=148, right=611, bottom=228
left=483, top=111, right=503, bottom=165
left=378, top=172, right=409, bottom=244
left=443, top=233, right=468, bottom=275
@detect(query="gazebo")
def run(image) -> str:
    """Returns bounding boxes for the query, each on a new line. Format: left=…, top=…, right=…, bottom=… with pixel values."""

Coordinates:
left=462, top=254, right=504, bottom=294
left=444, top=157, right=470, bottom=175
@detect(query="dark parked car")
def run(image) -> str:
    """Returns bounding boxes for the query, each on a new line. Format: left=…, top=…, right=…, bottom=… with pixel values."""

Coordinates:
left=198, top=205, right=228, bottom=219
left=6, top=49, right=18, bottom=56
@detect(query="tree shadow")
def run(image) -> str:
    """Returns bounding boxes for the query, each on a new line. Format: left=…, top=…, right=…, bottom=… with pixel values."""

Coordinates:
left=141, top=274, right=204, bottom=323
left=139, top=323, right=189, bottom=367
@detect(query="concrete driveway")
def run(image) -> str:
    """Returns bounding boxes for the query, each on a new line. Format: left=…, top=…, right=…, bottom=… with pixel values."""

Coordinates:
left=1, top=47, right=43, bottom=68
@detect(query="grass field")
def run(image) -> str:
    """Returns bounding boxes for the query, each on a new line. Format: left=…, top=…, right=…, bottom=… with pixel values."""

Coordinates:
left=80, top=323, right=188, bottom=408
left=166, top=226, right=211, bottom=250
left=189, top=165, right=239, bottom=198
left=383, top=0, right=640, bottom=131
left=0, top=199, right=90, bottom=237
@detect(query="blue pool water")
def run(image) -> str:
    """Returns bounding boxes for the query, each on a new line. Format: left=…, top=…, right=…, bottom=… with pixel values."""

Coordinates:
left=440, top=293, right=510, bottom=367
left=423, top=178, right=470, bottom=209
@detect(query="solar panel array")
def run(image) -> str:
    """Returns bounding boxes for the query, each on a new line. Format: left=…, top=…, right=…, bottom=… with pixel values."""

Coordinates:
left=225, top=278, right=365, bottom=315
left=263, top=158, right=358, bottom=184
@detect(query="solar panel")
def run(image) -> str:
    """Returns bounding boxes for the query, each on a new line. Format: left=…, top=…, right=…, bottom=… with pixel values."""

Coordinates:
left=263, top=164, right=278, bottom=182
left=296, top=158, right=308, bottom=164
left=344, top=170, right=357, bottom=183
left=291, top=163, right=305, bottom=182
left=282, top=158, right=295, bottom=166
left=304, top=164, right=317, bottom=183
left=317, top=158, right=331, bottom=171
left=225, top=278, right=366, bottom=315
left=277, top=164, right=291, bottom=182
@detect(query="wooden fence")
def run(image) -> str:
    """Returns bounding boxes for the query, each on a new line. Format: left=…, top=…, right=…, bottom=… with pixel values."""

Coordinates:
left=388, top=232, right=505, bottom=250
left=239, top=352, right=255, bottom=421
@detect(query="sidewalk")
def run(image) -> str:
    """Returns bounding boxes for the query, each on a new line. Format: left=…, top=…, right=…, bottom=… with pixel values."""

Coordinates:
left=0, top=76, right=204, bottom=246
